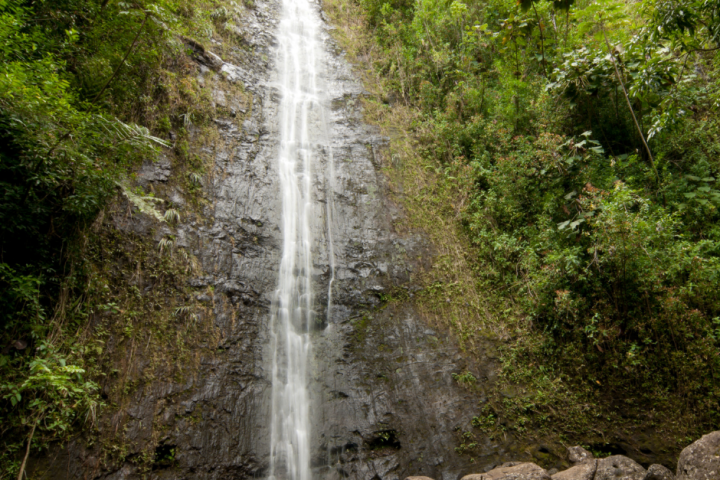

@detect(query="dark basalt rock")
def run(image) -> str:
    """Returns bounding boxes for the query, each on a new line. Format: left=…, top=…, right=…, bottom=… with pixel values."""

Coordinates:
left=137, top=158, right=172, bottom=186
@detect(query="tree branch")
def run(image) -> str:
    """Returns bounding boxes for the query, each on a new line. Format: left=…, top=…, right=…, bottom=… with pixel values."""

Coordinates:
left=17, top=420, right=38, bottom=480
left=92, top=12, right=149, bottom=103
left=532, top=2, right=547, bottom=76
left=600, top=21, right=660, bottom=184
left=46, top=11, right=149, bottom=158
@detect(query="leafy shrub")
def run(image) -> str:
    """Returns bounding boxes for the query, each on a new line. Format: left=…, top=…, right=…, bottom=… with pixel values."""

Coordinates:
left=355, top=0, right=720, bottom=437
left=0, top=0, right=225, bottom=474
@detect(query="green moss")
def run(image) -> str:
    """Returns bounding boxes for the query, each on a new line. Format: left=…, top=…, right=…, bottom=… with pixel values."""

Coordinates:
left=353, top=314, right=372, bottom=343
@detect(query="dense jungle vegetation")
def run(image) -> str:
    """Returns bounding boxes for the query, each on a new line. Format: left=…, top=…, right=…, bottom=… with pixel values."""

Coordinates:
left=332, top=0, right=720, bottom=449
left=2, top=0, right=720, bottom=473
left=0, top=0, right=238, bottom=475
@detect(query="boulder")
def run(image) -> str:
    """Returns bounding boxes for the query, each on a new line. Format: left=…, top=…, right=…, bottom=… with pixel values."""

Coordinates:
left=552, top=460, right=597, bottom=480
left=461, top=463, right=551, bottom=480
left=594, top=455, right=646, bottom=480
left=181, top=37, right=225, bottom=71
left=676, top=431, right=720, bottom=480
left=405, top=477, right=434, bottom=480
left=568, top=446, right=594, bottom=465
left=204, top=51, right=225, bottom=70
left=460, top=474, right=485, bottom=480
left=644, top=464, right=674, bottom=480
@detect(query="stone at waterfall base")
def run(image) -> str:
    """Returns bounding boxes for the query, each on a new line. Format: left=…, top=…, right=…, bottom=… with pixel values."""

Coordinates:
left=552, top=461, right=596, bottom=480
left=594, top=455, right=646, bottom=480
left=460, top=463, right=551, bottom=480
left=408, top=430, right=720, bottom=480
left=567, top=446, right=594, bottom=465
left=645, top=464, right=676, bottom=480
left=676, top=431, right=720, bottom=480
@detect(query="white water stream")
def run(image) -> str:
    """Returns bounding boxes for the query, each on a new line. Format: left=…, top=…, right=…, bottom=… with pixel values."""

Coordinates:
left=268, top=0, right=333, bottom=478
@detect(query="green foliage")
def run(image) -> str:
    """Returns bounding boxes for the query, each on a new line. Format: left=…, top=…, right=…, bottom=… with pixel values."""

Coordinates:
left=471, top=408, right=497, bottom=431
left=354, top=0, right=720, bottom=442
left=648, top=0, right=720, bottom=48
left=452, top=370, right=478, bottom=387
left=0, top=0, right=236, bottom=473
left=0, top=343, right=102, bottom=465
left=119, top=184, right=167, bottom=222
left=454, top=430, right=478, bottom=455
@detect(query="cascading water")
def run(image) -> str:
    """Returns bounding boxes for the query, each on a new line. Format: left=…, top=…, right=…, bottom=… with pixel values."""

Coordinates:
left=268, top=0, right=333, bottom=478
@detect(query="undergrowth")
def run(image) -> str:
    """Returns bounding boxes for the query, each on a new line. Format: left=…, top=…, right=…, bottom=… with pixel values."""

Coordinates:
left=323, top=0, right=720, bottom=462
left=80, top=205, right=219, bottom=474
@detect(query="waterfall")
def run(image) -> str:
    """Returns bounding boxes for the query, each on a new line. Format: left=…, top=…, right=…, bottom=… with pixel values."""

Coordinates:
left=268, top=0, right=332, bottom=477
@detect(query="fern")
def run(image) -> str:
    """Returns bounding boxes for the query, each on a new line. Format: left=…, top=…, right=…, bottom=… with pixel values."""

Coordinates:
left=188, top=172, right=203, bottom=185
left=164, top=208, right=180, bottom=224
left=117, top=183, right=165, bottom=222
left=96, top=115, right=170, bottom=148
left=158, top=236, right=174, bottom=254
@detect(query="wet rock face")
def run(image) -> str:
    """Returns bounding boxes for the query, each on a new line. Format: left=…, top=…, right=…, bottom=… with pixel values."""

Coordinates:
left=309, top=310, right=507, bottom=480
left=299, top=10, right=507, bottom=480
left=137, top=157, right=172, bottom=186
